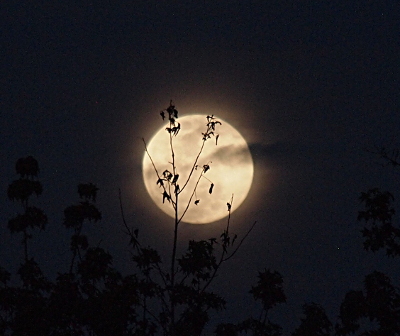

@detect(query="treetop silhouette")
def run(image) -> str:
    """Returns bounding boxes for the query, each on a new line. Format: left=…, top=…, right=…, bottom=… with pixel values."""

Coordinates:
left=1, top=105, right=400, bottom=335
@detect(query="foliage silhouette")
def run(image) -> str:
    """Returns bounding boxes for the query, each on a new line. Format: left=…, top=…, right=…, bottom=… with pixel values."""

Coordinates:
left=292, top=302, right=332, bottom=336
left=359, top=146, right=400, bottom=257
left=0, top=102, right=263, bottom=335
left=214, top=269, right=286, bottom=336
left=7, top=156, right=47, bottom=262
left=2, top=108, right=400, bottom=336
left=336, top=271, right=400, bottom=335
left=358, top=188, right=400, bottom=257
left=130, top=102, right=259, bottom=335
left=334, top=145, right=400, bottom=335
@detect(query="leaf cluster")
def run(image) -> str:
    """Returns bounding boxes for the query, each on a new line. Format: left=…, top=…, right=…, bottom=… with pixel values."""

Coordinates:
left=336, top=271, right=400, bottom=335
left=358, top=188, right=400, bottom=256
left=3, top=126, right=400, bottom=336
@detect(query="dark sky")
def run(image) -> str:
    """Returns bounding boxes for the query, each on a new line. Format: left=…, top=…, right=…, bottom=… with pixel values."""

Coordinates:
left=1, top=1, right=400, bottom=333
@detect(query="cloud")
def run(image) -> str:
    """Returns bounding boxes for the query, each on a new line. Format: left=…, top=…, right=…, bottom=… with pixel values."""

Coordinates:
left=246, top=140, right=330, bottom=172
left=248, top=141, right=297, bottom=163
left=203, top=144, right=252, bottom=165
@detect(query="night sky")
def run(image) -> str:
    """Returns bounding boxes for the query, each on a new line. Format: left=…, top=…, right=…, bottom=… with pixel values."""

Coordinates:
left=1, top=1, right=400, bottom=333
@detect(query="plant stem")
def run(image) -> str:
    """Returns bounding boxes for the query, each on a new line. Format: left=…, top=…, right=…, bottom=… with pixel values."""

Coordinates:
left=169, top=120, right=178, bottom=336
left=170, top=192, right=178, bottom=336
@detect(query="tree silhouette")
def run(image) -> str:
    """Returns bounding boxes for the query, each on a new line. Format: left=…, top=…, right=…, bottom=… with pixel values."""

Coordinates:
left=358, top=188, right=400, bottom=257
left=3, top=105, right=399, bottom=336
left=7, top=156, right=46, bottom=262
left=356, top=146, right=400, bottom=257
left=334, top=146, right=400, bottom=335
left=336, top=271, right=400, bottom=335
left=215, top=269, right=286, bottom=336
left=236, top=269, right=285, bottom=336
left=292, top=302, right=332, bottom=336
left=131, top=101, right=257, bottom=335
left=3, top=157, right=50, bottom=335
left=0, top=102, right=265, bottom=335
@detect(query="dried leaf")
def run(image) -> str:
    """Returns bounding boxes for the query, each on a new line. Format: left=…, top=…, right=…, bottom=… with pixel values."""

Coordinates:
left=162, top=191, right=171, bottom=203
left=209, top=183, right=214, bottom=194
left=156, top=178, right=164, bottom=187
left=172, top=174, right=179, bottom=184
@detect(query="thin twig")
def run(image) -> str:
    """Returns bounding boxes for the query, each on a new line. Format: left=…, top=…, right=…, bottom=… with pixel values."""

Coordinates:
left=142, top=138, right=176, bottom=207
left=178, top=139, right=206, bottom=193
left=225, top=194, right=234, bottom=238
left=119, top=189, right=169, bottom=289
left=178, top=123, right=213, bottom=194
left=223, top=221, right=257, bottom=262
left=201, top=195, right=233, bottom=293
left=142, top=138, right=162, bottom=181
left=177, top=171, right=204, bottom=224
left=118, top=189, right=131, bottom=236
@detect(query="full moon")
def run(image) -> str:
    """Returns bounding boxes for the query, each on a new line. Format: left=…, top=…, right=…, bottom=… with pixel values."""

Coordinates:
left=142, top=115, right=253, bottom=224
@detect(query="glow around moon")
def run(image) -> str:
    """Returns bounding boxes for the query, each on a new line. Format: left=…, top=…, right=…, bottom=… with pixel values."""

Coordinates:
left=142, top=115, right=253, bottom=224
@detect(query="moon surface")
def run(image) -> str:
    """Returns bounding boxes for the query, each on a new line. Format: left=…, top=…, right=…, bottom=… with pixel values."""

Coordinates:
left=142, top=115, right=253, bottom=224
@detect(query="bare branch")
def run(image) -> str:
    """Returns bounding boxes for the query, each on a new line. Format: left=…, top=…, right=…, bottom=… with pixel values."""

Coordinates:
left=223, top=220, right=257, bottom=262
left=178, top=171, right=204, bottom=224
left=201, top=195, right=234, bottom=293
left=142, top=138, right=176, bottom=207
left=367, top=145, right=400, bottom=169
left=178, top=139, right=207, bottom=194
